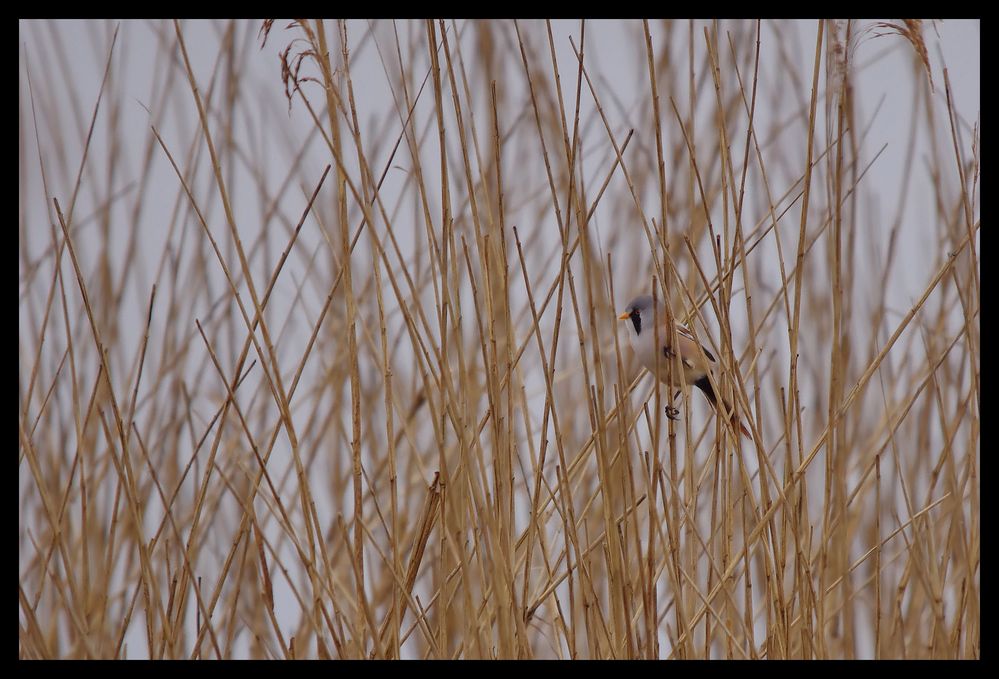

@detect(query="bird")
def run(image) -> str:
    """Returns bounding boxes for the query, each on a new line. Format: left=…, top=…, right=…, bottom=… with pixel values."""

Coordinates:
left=618, top=294, right=751, bottom=440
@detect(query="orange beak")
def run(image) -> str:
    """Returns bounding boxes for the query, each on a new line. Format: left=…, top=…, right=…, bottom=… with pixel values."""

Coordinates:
left=618, top=311, right=631, bottom=321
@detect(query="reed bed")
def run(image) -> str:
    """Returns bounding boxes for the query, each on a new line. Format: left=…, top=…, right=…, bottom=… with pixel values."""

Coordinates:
left=19, top=19, right=979, bottom=659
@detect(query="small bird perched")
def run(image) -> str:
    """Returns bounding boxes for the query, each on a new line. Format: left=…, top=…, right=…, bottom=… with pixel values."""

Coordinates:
left=618, top=294, right=751, bottom=440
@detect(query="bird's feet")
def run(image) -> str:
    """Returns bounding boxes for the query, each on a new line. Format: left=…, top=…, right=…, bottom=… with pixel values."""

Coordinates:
left=665, top=405, right=681, bottom=420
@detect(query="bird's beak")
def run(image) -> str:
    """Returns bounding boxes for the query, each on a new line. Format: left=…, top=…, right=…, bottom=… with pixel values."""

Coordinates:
left=618, top=311, right=631, bottom=321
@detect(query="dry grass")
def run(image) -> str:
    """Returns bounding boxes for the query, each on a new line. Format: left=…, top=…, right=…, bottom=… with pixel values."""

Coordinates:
left=19, top=19, right=979, bottom=659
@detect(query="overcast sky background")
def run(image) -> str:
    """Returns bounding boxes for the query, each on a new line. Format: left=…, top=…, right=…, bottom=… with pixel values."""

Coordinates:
left=20, top=19, right=980, bottom=312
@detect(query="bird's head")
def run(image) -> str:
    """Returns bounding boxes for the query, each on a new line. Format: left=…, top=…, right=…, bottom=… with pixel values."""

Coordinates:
left=618, top=294, right=656, bottom=336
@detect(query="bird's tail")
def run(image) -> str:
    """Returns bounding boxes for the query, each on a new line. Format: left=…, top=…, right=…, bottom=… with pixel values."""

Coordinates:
left=694, top=376, right=751, bottom=440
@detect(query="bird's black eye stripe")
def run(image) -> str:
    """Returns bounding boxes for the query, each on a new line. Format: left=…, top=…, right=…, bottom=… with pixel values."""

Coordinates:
left=629, top=309, right=642, bottom=335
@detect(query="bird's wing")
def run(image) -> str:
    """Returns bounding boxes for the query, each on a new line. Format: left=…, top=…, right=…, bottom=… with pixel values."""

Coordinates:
left=675, top=324, right=716, bottom=363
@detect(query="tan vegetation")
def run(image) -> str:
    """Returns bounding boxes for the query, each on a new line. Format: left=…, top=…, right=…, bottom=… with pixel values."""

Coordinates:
left=19, top=19, right=979, bottom=658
